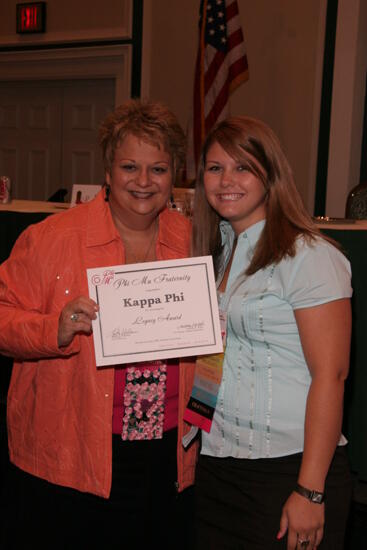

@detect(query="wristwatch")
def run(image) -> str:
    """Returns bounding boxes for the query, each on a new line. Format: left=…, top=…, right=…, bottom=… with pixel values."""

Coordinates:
left=295, top=483, right=324, bottom=504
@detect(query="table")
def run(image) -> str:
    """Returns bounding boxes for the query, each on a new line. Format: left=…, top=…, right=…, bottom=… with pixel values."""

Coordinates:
left=0, top=200, right=68, bottom=269
left=1, top=204, right=367, bottom=482
left=317, top=221, right=367, bottom=483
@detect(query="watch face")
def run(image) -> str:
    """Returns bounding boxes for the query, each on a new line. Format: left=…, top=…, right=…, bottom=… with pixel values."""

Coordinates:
left=296, top=484, right=324, bottom=504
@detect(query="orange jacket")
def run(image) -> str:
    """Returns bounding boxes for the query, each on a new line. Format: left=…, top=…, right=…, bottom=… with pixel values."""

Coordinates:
left=0, top=191, right=198, bottom=498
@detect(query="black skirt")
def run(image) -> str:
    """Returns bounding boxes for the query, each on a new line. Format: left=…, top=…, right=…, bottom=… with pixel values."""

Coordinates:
left=0, top=429, right=194, bottom=550
left=195, top=446, right=352, bottom=550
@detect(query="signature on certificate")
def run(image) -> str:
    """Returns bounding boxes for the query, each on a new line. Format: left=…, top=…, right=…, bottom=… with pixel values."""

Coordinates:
left=177, top=321, right=205, bottom=331
left=111, top=327, right=138, bottom=340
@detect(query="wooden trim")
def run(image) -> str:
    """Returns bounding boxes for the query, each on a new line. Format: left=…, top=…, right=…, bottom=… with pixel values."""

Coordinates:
left=360, top=73, right=367, bottom=183
left=314, top=0, right=338, bottom=216
left=131, top=0, right=143, bottom=98
left=0, top=44, right=132, bottom=105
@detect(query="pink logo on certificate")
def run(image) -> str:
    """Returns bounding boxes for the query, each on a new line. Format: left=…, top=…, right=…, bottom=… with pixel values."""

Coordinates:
left=91, top=270, right=115, bottom=286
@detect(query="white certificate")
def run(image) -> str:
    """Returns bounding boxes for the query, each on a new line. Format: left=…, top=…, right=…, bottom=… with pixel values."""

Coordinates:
left=87, top=256, right=223, bottom=366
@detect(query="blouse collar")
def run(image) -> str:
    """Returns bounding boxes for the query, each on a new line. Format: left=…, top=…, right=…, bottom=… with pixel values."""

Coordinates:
left=220, top=218, right=266, bottom=249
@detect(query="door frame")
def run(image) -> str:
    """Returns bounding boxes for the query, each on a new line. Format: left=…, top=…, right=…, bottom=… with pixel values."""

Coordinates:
left=0, top=44, right=131, bottom=106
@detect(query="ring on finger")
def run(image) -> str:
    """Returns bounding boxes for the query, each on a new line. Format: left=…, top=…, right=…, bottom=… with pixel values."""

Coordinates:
left=70, top=313, right=79, bottom=322
left=298, top=540, right=310, bottom=548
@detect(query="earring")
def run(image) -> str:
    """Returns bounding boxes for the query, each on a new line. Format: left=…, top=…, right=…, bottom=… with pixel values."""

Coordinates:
left=104, top=184, right=111, bottom=202
left=168, top=194, right=176, bottom=209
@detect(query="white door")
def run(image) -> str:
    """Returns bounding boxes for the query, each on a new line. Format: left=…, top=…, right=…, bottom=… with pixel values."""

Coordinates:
left=61, top=80, right=115, bottom=192
left=0, top=79, right=115, bottom=201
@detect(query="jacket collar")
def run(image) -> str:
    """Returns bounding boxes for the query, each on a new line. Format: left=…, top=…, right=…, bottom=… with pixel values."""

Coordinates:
left=86, top=189, right=120, bottom=247
left=86, top=190, right=187, bottom=254
left=157, top=207, right=190, bottom=255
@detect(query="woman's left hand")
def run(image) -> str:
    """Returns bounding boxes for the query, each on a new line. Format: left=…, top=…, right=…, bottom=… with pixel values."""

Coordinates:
left=277, top=491, right=324, bottom=549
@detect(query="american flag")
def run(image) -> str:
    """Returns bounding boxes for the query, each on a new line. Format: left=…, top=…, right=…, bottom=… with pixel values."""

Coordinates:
left=186, top=0, right=249, bottom=180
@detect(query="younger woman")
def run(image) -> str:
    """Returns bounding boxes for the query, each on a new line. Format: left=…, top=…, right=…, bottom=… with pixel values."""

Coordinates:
left=192, top=116, right=352, bottom=549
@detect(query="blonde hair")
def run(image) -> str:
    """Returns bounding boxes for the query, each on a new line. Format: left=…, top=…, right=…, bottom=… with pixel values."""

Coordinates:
left=99, top=99, right=186, bottom=185
left=192, top=116, right=337, bottom=275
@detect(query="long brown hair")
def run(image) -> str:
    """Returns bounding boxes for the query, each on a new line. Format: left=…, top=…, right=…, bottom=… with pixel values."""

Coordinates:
left=192, top=116, right=336, bottom=276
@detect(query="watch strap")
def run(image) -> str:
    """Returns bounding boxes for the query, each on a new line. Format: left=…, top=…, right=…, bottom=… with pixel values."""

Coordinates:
left=295, top=483, right=324, bottom=504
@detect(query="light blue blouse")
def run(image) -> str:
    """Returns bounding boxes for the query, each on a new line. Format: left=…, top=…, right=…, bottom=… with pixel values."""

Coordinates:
left=201, top=219, right=352, bottom=459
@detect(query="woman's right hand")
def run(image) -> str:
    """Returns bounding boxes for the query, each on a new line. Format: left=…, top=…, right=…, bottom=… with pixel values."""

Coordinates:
left=278, top=491, right=324, bottom=549
left=58, top=296, right=99, bottom=348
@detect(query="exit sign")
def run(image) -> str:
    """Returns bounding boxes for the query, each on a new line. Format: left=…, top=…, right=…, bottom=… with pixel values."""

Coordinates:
left=16, top=2, right=46, bottom=34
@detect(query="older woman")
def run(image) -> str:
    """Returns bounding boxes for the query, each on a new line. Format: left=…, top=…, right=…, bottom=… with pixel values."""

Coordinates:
left=191, top=116, right=352, bottom=549
left=0, top=100, right=197, bottom=549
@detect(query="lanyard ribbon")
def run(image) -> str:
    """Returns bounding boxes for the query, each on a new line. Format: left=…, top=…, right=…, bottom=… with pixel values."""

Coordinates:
left=183, top=272, right=249, bottom=445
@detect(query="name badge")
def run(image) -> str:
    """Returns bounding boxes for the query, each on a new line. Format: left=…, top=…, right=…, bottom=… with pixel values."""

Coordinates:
left=183, top=311, right=227, bottom=434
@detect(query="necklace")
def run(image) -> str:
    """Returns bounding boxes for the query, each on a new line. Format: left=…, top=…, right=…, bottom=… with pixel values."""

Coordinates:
left=123, top=221, right=158, bottom=264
